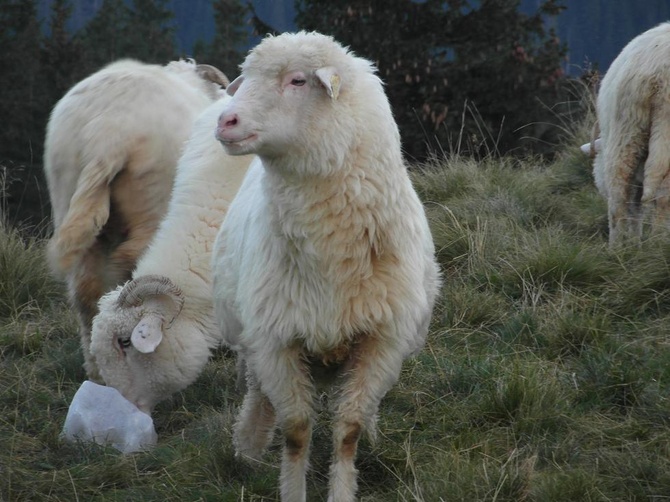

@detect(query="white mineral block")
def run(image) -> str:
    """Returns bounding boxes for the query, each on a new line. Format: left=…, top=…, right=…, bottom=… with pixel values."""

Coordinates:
left=62, top=380, right=157, bottom=454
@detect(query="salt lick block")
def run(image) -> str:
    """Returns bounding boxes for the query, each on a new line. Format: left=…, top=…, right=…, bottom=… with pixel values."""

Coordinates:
left=62, top=380, right=157, bottom=454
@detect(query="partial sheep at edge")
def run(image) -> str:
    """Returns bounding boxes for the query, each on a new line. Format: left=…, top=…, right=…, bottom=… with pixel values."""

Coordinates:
left=589, top=22, right=670, bottom=245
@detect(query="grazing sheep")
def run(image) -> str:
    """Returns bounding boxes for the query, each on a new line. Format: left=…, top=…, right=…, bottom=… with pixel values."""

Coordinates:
left=593, top=22, right=670, bottom=244
left=212, top=31, right=441, bottom=502
left=89, top=97, right=253, bottom=414
left=44, top=58, right=228, bottom=380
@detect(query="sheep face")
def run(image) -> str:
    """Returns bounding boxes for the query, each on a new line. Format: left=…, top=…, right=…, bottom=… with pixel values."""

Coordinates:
left=216, top=70, right=344, bottom=162
left=215, top=32, right=377, bottom=173
left=216, top=71, right=315, bottom=157
left=91, top=293, right=157, bottom=414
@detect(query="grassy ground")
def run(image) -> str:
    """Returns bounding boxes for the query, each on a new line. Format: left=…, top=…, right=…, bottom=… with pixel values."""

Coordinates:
left=3, top=136, right=670, bottom=501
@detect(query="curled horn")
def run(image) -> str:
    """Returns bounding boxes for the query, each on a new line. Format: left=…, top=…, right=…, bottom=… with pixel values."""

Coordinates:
left=196, top=64, right=230, bottom=89
left=117, top=275, right=185, bottom=326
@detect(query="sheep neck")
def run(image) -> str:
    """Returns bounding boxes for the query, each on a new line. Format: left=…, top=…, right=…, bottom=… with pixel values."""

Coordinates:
left=262, top=154, right=394, bottom=252
left=260, top=153, right=403, bottom=343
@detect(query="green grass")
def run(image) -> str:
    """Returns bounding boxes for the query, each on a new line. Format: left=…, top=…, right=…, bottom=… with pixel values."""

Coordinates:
left=5, top=140, right=670, bottom=501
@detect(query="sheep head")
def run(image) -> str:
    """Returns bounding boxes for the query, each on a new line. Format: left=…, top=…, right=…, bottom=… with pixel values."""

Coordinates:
left=116, top=275, right=185, bottom=354
left=214, top=31, right=390, bottom=176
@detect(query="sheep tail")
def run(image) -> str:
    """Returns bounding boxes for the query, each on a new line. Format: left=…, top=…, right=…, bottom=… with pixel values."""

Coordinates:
left=48, top=159, right=116, bottom=275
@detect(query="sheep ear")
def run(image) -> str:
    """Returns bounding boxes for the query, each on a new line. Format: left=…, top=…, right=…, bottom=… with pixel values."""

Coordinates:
left=227, top=76, right=244, bottom=96
left=315, top=66, right=341, bottom=100
left=131, top=313, right=164, bottom=354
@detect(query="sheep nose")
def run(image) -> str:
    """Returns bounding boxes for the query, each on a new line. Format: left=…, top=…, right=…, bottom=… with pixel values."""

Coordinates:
left=216, top=112, right=242, bottom=143
left=218, top=112, right=239, bottom=130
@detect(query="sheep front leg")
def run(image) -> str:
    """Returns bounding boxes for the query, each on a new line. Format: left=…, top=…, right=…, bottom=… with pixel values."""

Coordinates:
left=247, top=343, right=315, bottom=502
left=328, top=334, right=405, bottom=502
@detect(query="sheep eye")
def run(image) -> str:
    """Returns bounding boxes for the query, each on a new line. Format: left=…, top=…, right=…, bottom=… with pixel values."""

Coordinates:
left=291, top=78, right=306, bottom=86
left=118, top=337, right=131, bottom=349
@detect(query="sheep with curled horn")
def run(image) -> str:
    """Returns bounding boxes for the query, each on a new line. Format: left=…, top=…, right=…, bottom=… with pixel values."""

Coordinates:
left=44, top=58, right=229, bottom=382
left=90, top=97, right=254, bottom=415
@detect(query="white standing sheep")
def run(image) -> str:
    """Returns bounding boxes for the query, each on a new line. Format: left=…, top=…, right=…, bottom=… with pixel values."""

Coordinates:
left=212, top=31, right=441, bottom=502
left=89, top=97, right=253, bottom=414
left=44, top=58, right=228, bottom=380
left=592, top=22, right=670, bottom=245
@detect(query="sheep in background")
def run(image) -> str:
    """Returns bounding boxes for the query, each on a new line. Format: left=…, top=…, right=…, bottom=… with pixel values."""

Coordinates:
left=44, top=58, right=228, bottom=380
left=90, top=97, right=253, bottom=414
left=212, top=32, right=441, bottom=502
left=593, top=22, right=670, bottom=245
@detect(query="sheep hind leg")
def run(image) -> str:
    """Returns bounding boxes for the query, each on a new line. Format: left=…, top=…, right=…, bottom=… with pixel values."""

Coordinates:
left=327, top=335, right=405, bottom=502
left=68, top=242, right=108, bottom=382
left=650, top=175, right=670, bottom=237
left=607, top=140, right=647, bottom=246
left=73, top=217, right=136, bottom=382
left=643, top=102, right=670, bottom=237
left=233, top=365, right=276, bottom=461
left=107, top=227, right=156, bottom=285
